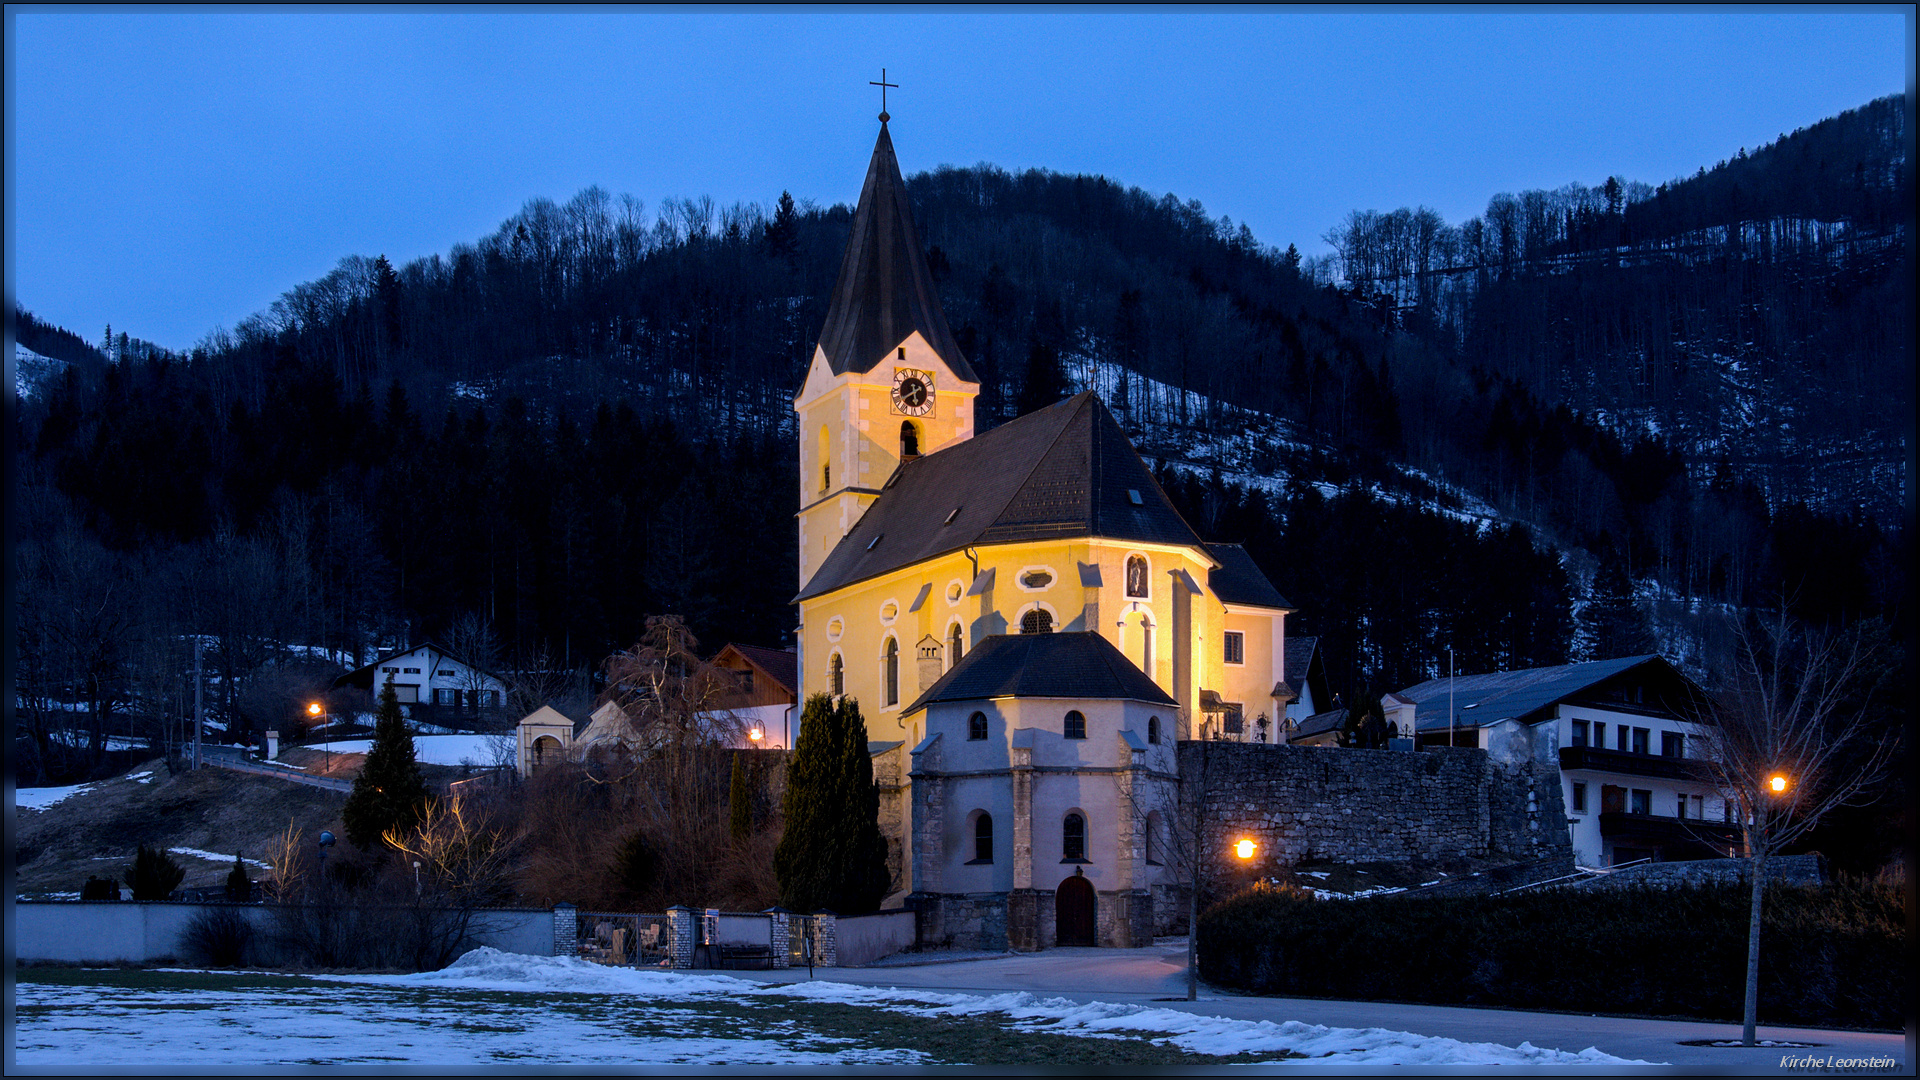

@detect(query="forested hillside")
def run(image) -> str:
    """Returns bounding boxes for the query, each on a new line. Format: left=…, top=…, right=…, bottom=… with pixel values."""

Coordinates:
left=11, top=95, right=1908, bottom=781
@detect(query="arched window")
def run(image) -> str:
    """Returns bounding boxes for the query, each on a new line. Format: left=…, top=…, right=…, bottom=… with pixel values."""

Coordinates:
left=947, top=622, right=964, bottom=669
left=828, top=653, right=843, bottom=696
left=1125, top=554, right=1149, bottom=598
left=900, top=420, right=920, bottom=458
left=1020, top=608, right=1053, bottom=634
left=1145, top=811, right=1164, bottom=866
left=818, top=426, right=831, bottom=493
left=968, top=711, right=988, bottom=740
left=883, top=638, right=899, bottom=706
left=1147, top=716, right=1160, bottom=745
left=974, top=813, right=994, bottom=863
left=1063, top=710, right=1087, bottom=740
left=1062, top=813, right=1086, bottom=861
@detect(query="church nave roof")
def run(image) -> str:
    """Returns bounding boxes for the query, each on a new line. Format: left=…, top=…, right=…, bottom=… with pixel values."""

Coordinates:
left=797, top=392, right=1206, bottom=599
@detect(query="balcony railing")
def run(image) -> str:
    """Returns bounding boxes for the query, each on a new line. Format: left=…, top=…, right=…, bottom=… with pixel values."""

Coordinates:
left=1559, top=745, right=1709, bottom=781
left=1599, top=811, right=1743, bottom=847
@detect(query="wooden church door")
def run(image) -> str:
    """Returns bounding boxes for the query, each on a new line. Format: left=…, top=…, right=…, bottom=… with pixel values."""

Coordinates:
left=1055, top=874, right=1096, bottom=946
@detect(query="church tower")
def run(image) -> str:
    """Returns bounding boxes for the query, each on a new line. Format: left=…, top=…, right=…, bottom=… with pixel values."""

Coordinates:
left=795, top=117, right=979, bottom=592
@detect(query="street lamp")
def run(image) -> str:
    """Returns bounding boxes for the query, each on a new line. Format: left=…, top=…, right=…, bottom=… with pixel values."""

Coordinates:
left=1768, top=773, right=1789, bottom=795
left=748, top=725, right=765, bottom=744
left=308, top=700, right=330, bottom=776
left=1235, top=838, right=1257, bottom=860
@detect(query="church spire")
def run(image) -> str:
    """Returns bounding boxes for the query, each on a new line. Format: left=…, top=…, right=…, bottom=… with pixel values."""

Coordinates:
left=814, top=120, right=977, bottom=383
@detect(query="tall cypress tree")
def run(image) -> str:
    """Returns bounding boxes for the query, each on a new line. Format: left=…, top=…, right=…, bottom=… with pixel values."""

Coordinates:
left=774, top=694, right=890, bottom=914
left=342, top=682, right=429, bottom=849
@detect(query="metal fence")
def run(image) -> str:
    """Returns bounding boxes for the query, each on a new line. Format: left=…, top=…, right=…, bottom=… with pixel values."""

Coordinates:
left=788, top=914, right=820, bottom=968
left=575, top=912, right=671, bottom=966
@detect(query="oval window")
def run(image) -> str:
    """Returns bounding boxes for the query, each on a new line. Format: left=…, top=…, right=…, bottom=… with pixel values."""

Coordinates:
left=1020, top=569, right=1053, bottom=589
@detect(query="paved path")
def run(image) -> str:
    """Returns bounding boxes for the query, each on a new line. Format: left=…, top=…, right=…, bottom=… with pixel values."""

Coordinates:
left=735, top=939, right=1909, bottom=1072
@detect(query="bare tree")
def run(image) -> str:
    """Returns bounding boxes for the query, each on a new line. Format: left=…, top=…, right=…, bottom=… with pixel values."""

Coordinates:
left=1689, top=611, right=1900, bottom=1046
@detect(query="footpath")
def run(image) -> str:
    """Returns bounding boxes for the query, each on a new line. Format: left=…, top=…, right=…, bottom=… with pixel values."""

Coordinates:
left=735, top=937, right=1910, bottom=1073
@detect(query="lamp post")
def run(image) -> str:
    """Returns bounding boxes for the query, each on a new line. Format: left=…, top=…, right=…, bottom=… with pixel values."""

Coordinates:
left=308, top=701, right=329, bottom=776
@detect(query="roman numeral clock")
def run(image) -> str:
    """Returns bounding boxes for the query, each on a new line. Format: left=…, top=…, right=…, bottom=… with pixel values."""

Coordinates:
left=892, top=367, right=935, bottom=417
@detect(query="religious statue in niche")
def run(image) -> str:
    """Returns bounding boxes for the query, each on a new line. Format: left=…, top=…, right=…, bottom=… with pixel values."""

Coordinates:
left=1126, top=555, right=1149, bottom=598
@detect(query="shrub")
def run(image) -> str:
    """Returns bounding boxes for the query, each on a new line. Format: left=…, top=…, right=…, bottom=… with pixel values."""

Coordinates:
left=125, top=845, right=186, bottom=901
left=182, top=907, right=257, bottom=967
left=1197, top=876, right=1905, bottom=1029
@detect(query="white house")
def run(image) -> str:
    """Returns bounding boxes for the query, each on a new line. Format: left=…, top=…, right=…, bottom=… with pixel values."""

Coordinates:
left=333, top=642, right=509, bottom=719
left=1381, top=654, right=1738, bottom=868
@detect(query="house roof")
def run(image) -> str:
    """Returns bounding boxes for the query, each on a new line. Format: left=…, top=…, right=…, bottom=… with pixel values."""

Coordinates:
left=901, top=632, right=1178, bottom=715
left=1279, top=635, right=1331, bottom=709
left=332, top=641, right=500, bottom=691
left=1388, top=654, right=1693, bottom=731
left=712, top=643, right=799, bottom=697
left=1286, top=706, right=1350, bottom=743
left=814, top=122, right=976, bottom=384
left=1206, top=543, right=1293, bottom=610
left=798, top=392, right=1207, bottom=599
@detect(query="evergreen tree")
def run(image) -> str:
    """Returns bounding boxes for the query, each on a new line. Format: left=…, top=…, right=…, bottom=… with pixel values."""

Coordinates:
left=763, top=190, right=800, bottom=263
left=342, top=682, right=429, bottom=849
left=225, top=852, right=252, bottom=902
left=1016, top=340, right=1071, bottom=416
left=729, top=751, right=751, bottom=845
left=1587, top=538, right=1657, bottom=660
left=125, top=845, right=186, bottom=901
left=774, top=694, right=890, bottom=913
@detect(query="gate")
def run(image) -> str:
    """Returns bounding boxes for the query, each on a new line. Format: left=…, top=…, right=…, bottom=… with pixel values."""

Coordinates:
left=788, top=914, right=820, bottom=967
left=577, top=912, right=671, bottom=966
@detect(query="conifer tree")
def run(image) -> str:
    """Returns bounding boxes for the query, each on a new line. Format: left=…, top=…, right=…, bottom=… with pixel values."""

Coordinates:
left=125, top=845, right=186, bottom=901
left=343, top=682, right=429, bottom=850
left=774, top=694, right=890, bottom=913
left=225, top=852, right=252, bottom=902
left=728, top=751, right=751, bottom=845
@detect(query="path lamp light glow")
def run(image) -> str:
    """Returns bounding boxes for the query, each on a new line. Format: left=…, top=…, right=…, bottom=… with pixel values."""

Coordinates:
left=749, top=725, right=765, bottom=743
left=1235, top=838, right=1257, bottom=860
left=1768, top=773, right=1790, bottom=795
left=308, top=701, right=332, bottom=775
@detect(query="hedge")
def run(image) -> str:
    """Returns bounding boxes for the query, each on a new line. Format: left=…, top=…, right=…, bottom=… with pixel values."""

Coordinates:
left=1197, top=877, right=1904, bottom=1029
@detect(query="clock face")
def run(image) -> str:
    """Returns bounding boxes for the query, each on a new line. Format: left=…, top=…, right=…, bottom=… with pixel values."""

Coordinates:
left=892, top=368, right=935, bottom=416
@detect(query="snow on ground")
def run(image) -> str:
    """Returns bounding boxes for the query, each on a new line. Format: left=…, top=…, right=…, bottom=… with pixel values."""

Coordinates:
left=314, top=948, right=1644, bottom=1068
left=169, top=847, right=271, bottom=869
left=13, top=781, right=101, bottom=811
left=14, top=948, right=1649, bottom=1068
left=306, top=734, right=503, bottom=766
left=14, top=768, right=154, bottom=810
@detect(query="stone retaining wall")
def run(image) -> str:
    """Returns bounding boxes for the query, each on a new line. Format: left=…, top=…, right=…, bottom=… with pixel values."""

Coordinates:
left=1177, top=742, right=1570, bottom=880
left=1573, top=853, right=1827, bottom=890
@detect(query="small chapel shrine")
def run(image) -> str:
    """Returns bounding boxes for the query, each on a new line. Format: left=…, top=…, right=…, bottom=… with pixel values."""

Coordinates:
left=795, top=108, right=1304, bottom=950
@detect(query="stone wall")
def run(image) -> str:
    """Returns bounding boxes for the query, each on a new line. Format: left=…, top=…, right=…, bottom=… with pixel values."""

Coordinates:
left=1176, top=742, right=1570, bottom=880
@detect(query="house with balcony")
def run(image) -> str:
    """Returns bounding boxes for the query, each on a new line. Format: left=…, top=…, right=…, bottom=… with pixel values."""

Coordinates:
left=1380, top=654, right=1739, bottom=868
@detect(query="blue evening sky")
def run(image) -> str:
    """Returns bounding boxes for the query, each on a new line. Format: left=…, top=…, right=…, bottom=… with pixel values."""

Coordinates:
left=5, top=8, right=1911, bottom=352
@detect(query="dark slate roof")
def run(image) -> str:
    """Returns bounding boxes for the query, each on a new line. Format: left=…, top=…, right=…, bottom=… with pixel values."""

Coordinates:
left=815, top=123, right=976, bottom=383
left=797, top=392, right=1207, bottom=599
left=716, top=643, right=799, bottom=697
left=901, top=632, right=1177, bottom=714
left=1389, top=655, right=1691, bottom=731
left=1206, top=544, right=1293, bottom=610
left=1279, top=635, right=1330, bottom=710
left=1286, top=707, right=1350, bottom=742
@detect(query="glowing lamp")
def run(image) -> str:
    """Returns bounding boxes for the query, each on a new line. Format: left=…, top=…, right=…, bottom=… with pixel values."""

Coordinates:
left=1235, top=839, right=1257, bottom=860
left=1768, top=774, right=1789, bottom=795
left=307, top=702, right=324, bottom=717
left=749, top=727, right=765, bottom=743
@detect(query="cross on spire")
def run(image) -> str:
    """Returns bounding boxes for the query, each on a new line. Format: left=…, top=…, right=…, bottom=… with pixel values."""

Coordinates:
left=870, top=68, right=898, bottom=123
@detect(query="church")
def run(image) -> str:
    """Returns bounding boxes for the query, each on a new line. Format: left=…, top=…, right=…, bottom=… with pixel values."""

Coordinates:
left=795, top=113, right=1299, bottom=950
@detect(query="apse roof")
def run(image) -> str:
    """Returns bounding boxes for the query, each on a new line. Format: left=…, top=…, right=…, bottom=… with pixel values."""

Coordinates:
left=815, top=123, right=976, bottom=383
left=900, top=632, right=1177, bottom=714
left=797, top=392, right=1206, bottom=599
left=1206, top=544, right=1293, bottom=610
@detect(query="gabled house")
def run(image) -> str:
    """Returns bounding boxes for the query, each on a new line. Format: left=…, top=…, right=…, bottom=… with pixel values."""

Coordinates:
left=708, top=643, right=800, bottom=749
left=513, top=699, right=644, bottom=777
left=1381, top=654, right=1738, bottom=868
left=1279, top=636, right=1348, bottom=746
left=333, top=642, right=509, bottom=725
